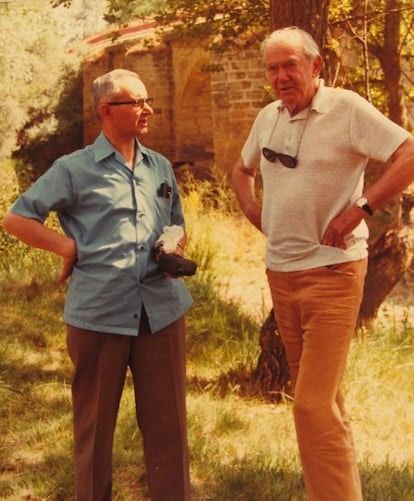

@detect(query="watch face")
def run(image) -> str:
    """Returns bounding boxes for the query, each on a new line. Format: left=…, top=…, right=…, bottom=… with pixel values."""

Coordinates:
left=356, top=197, right=373, bottom=215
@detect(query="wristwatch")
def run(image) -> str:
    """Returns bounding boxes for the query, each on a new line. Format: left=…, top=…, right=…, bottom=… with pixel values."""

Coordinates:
left=355, top=197, right=373, bottom=216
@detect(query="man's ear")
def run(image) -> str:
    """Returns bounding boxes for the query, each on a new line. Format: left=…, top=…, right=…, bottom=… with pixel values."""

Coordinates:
left=99, top=103, right=113, bottom=120
left=312, top=55, right=323, bottom=78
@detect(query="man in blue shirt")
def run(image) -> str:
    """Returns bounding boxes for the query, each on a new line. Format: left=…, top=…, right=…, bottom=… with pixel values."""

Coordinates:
left=2, top=69, right=193, bottom=500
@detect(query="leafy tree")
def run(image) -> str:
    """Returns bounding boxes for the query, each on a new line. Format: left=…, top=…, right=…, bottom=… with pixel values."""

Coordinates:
left=12, top=69, right=84, bottom=192
left=0, top=1, right=67, bottom=159
left=331, top=0, right=414, bottom=125
left=102, top=0, right=267, bottom=48
left=0, top=0, right=108, bottom=168
left=103, top=0, right=167, bottom=23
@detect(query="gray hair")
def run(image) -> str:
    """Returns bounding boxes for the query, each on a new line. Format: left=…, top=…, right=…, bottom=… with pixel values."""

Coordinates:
left=261, top=26, right=321, bottom=61
left=90, top=69, right=141, bottom=120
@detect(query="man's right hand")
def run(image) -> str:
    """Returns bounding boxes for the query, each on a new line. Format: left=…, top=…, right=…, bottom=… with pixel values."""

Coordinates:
left=57, top=238, right=77, bottom=284
left=232, top=156, right=262, bottom=232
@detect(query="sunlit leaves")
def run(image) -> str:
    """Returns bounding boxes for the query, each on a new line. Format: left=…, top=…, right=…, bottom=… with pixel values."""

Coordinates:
left=105, top=0, right=269, bottom=50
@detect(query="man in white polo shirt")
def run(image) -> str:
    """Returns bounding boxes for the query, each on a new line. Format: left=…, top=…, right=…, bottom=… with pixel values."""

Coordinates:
left=232, top=26, right=414, bottom=501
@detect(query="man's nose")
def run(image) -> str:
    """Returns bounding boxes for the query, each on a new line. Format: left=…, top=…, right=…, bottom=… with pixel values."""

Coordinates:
left=277, top=67, right=290, bottom=80
left=142, top=102, right=154, bottom=114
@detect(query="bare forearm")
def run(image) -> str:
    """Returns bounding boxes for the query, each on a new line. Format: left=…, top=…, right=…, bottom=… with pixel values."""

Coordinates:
left=177, top=231, right=188, bottom=257
left=322, top=136, right=414, bottom=249
left=2, top=212, right=75, bottom=259
left=364, top=136, right=414, bottom=210
left=232, top=158, right=262, bottom=231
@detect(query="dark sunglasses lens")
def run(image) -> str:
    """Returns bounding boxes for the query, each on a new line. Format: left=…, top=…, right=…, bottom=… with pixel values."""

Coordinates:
left=262, top=148, right=297, bottom=168
left=278, top=154, right=297, bottom=168
left=262, top=147, right=278, bottom=162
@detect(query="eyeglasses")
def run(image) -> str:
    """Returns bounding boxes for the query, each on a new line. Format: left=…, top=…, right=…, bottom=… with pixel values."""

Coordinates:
left=262, top=147, right=297, bottom=168
left=106, top=97, right=154, bottom=108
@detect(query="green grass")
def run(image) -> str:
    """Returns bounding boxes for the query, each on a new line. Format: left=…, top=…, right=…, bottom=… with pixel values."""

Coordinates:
left=0, top=164, right=413, bottom=500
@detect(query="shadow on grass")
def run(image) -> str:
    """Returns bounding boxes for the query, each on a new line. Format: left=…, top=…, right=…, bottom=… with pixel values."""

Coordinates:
left=360, top=460, right=414, bottom=501
left=189, top=459, right=414, bottom=501
left=191, top=462, right=306, bottom=501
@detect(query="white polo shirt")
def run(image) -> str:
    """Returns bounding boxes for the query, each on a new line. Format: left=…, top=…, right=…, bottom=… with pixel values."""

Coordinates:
left=241, top=80, right=411, bottom=272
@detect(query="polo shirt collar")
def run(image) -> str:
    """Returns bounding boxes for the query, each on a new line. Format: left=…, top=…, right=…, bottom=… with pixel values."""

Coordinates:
left=310, top=79, right=329, bottom=114
left=275, top=79, right=328, bottom=117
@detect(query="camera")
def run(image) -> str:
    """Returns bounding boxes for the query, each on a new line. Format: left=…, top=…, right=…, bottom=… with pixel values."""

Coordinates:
left=157, top=253, right=197, bottom=276
left=154, top=225, right=197, bottom=277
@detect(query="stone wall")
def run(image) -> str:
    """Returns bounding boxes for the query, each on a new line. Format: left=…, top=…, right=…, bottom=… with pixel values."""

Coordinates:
left=210, top=48, right=271, bottom=173
left=83, top=32, right=270, bottom=176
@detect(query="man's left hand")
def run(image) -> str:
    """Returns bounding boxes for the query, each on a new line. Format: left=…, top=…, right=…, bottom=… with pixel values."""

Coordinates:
left=322, top=206, right=364, bottom=249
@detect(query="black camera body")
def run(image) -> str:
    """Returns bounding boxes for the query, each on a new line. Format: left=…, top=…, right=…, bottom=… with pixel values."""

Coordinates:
left=157, top=253, right=197, bottom=277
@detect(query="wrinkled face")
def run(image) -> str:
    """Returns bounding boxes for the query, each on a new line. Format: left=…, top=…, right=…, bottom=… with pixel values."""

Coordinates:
left=264, top=41, right=321, bottom=116
left=100, top=77, right=154, bottom=138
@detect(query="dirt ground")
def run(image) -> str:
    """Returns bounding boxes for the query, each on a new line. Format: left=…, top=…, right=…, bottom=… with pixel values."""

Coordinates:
left=215, top=214, right=414, bottom=330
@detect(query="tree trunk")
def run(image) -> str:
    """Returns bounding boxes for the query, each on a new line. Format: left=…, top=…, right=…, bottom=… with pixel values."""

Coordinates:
left=369, top=0, right=408, bottom=128
left=252, top=309, right=291, bottom=401
left=270, top=0, right=330, bottom=50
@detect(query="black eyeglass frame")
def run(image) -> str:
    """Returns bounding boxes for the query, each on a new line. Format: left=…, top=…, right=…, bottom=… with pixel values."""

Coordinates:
left=106, top=97, right=154, bottom=108
left=262, top=147, right=297, bottom=168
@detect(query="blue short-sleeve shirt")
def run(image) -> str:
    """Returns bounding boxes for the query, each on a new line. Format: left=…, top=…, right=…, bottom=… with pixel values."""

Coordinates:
left=11, top=133, right=193, bottom=335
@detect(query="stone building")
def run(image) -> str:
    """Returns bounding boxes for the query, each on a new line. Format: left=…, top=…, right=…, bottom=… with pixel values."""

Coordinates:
left=83, top=23, right=271, bottom=176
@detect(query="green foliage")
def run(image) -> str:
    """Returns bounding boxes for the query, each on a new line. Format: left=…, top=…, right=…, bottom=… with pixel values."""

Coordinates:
left=105, top=0, right=167, bottom=23
left=0, top=164, right=28, bottom=271
left=105, top=0, right=269, bottom=50
left=0, top=1, right=80, bottom=159
left=329, top=0, right=414, bottom=117
left=0, top=160, right=63, bottom=280
left=0, top=0, right=108, bottom=187
left=12, top=69, right=84, bottom=191
left=154, top=0, right=269, bottom=50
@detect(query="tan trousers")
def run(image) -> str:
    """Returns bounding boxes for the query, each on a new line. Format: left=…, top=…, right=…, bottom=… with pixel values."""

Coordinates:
left=66, top=313, right=191, bottom=501
left=267, top=259, right=367, bottom=501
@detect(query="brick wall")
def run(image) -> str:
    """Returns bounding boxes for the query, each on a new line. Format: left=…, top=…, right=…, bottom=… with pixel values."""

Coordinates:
left=83, top=35, right=270, bottom=176
left=210, top=48, right=271, bottom=173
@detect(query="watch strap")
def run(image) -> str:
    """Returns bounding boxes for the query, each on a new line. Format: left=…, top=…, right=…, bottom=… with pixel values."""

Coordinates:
left=356, top=197, right=373, bottom=216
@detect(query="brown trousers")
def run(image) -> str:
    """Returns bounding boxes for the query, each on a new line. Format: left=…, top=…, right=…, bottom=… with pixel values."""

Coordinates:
left=66, top=313, right=191, bottom=501
left=267, top=259, right=367, bottom=501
